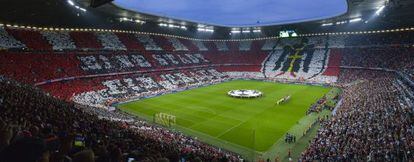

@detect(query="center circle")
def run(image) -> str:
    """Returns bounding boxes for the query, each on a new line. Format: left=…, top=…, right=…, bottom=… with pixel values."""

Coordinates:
left=227, top=89, right=263, bottom=98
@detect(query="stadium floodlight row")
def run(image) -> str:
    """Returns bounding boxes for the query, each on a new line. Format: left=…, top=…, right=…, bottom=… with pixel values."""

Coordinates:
left=1, top=22, right=414, bottom=42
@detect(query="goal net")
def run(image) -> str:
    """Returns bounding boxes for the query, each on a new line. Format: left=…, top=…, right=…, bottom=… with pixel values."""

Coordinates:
left=154, top=113, right=176, bottom=127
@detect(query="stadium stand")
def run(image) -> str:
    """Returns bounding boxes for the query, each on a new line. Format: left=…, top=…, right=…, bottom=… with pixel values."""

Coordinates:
left=261, top=39, right=277, bottom=50
left=301, top=74, right=413, bottom=161
left=0, top=52, right=83, bottom=84
left=250, top=39, right=266, bottom=51
left=238, top=40, right=252, bottom=51
left=41, top=31, right=77, bottom=50
left=191, top=40, right=209, bottom=51
left=72, top=68, right=227, bottom=106
left=135, top=34, right=163, bottom=51
left=308, top=36, right=327, bottom=48
left=177, top=39, right=201, bottom=51
left=69, top=31, right=103, bottom=50
left=152, top=36, right=175, bottom=52
left=0, top=28, right=412, bottom=93
left=5, top=27, right=52, bottom=50
left=115, top=32, right=146, bottom=51
left=227, top=41, right=239, bottom=51
left=0, top=26, right=25, bottom=49
left=167, top=37, right=189, bottom=51
left=0, top=26, right=414, bottom=161
left=214, top=41, right=229, bottom=51
left=0, top=76, right=240, bottom=161
left=95, top=32, right=127, bottom=50
left=322, top=48, right=342, bottom=77
left=203, top=41, right=218, bottom=51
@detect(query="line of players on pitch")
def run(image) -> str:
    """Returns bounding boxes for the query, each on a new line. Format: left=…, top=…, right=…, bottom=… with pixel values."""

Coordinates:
left=276, top=95, right=291, bottom=105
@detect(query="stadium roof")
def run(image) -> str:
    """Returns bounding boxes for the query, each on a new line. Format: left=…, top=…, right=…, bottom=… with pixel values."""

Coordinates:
left=112, top=0, right=348, bottom=27
left=1, top=0, right=413, bottom=38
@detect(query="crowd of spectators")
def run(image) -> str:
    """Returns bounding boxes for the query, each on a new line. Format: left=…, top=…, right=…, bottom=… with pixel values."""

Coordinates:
left=41, top=31, right=77, bottom=50
left=1, top=26, right=414, bottom=162
left=214, top=41, right=229, bottom=51
left=167, top=37, right=188, bottom=51
left=5, top=28, right=53, bottom=50
left=135, top=35, right=163, bottom=51
left=306, top=97, right=328, bottom=114
left=191, top=40, right=208, bottom=51
left=95, top=32, right=127, bottom=51
left=72, top=68, right=228, bottom=107
left=0, top=26, right=26, bottom=49
left=70, top=32, right=103, bottom=50
left=238, top=41, right=251, bottom=51
left=341, top=47, right=414, bottom=70
left=337, top=69, right=393, bottom=84
left=261, top=39, right=277, bottom=50
left=301, top=73, right=414, bottom=161
left=403, top=69, right=414, bottom=81
left=0, top=76, right=241, bottom=162
left=344, top=32, right=414, bottom=46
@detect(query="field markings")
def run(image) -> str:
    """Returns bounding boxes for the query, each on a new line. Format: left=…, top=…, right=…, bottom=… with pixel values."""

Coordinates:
left=141, top=101, right=247, bottom=130
left=118, top=80, right=332, bottom=161
left=187, top=114, right=244, bottom=135
left=173, top=122, right=264, bottom=155
left=122, top=103, right=262, bottom=155
left=214, top=103, right=279, bottom=139
left=215, top=118, right=248, bottom=138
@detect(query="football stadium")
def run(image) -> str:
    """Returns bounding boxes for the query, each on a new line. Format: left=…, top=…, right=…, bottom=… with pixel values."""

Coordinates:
left=0, top=0, right=413, bottom=162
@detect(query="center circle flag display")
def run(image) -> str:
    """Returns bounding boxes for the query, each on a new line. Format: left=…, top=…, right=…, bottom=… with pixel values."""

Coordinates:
left=227, top=89, right=262, bottom=98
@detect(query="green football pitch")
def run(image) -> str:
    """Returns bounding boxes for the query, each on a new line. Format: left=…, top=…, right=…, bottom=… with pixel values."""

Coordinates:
left=117, top=80, right=331, bottom=159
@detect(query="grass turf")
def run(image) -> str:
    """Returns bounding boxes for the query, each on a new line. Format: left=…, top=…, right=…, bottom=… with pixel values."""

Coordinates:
left=117, top=80, right=331, bottom=158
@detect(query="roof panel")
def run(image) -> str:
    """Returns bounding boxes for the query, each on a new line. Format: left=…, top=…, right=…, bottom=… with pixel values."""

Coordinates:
left=113, top=0, right=348, bottom=27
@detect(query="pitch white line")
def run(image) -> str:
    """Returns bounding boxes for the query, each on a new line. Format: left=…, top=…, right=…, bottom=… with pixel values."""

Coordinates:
left=215, top=118, right=249, bottom=138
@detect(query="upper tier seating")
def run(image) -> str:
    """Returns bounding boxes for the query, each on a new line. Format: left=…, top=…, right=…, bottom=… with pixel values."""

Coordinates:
left=201, top=41, right=217, bottom=51
left=0, top=51, right=84, bottom=84
left=135, top=34, right=163, bottom=50
left=261, top=39, right=277, bottom=50
left=41, top=31, right=76, bottom=50
left=0, top=26, right=25, bottom=49
left=191, top=40, right=208, bottom=51
left=227, top=41, right=239, bottom=51
left=276, top=38, right=300, bottom=49
left=176, top=38, right=199, bottom=51
left=1, top=27, right=414, bottom=162
left=69, top=31, right=103, bottom=49
left=152, top=36, right=175, bottom=51
left=115, top=32, right=146, bottom=51
left=167, top=37, right=188, bottom=51
left=1, top=27, right=414, bottom=99
left=341, top=47, right=414, bottom=70
left=6, top=28, right=52, bottom=50
left=214, top=41, right=229, bottom=51
left=239, top=41, right=252, bottom=51
left=95, top=32, right=127, bottom=50
left=328, top=35, right=347, bottom=48
left=250, top=39, right=265, bottom=51
left=308, top=36, right=327, bottom=48
left=345, top=32, right=414, bottom=46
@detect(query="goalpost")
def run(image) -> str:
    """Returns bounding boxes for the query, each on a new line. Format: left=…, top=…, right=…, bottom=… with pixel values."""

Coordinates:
left=154, top=113, right=176, bottom=127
